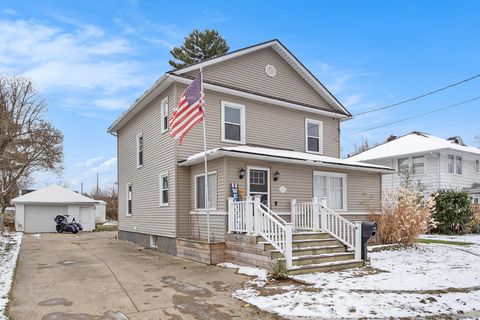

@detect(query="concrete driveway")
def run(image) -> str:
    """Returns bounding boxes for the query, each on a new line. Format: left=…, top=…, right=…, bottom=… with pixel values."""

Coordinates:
left=8, top=232, right=279, bottom=320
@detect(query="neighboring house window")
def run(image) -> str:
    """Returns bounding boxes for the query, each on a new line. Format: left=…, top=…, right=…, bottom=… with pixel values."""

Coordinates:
left=305, top=119, right=323, bottom=153
left=475, top=160, right=480, bottom=174
left=398, top=158, right=410, bottom=172
left=447, top=155, right=455, bottom=173
left=195, top=172, right=217, bottom=210
left=221, top=101, right=245, bottom=144
left=126, top=183, right=132, bottom=216
left=456, top=156, right=463, bottom=174
left=159, top=173, right=169, bottom=206
left=136, top=133, right=144, bottom=167
left=412, top=156, right=425, bottom=174
left=161, top=97, right=169, bottom=133
left=313, top=172, right=347, bottom=210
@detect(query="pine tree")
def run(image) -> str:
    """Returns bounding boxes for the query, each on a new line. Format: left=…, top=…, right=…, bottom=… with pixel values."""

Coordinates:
left=169, top=29, right=229, bottom=69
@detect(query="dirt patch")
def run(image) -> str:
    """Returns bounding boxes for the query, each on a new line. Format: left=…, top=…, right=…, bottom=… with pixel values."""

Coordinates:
left=41, top=310, right=128, bottom=320
left=161, top=276, right=212, bottom=297
left=171, top=294, right=230, bottom=320
left=144, top=288, right=162, bottom=292
left=206, top=280, right=229, bottom=292
left=38, top=298, right=73, bottom=307
left=162, top=310, right=183, bottom=320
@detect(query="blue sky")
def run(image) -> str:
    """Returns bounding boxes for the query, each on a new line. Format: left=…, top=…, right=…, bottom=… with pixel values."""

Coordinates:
left=1, top=0, right=479, bottom=192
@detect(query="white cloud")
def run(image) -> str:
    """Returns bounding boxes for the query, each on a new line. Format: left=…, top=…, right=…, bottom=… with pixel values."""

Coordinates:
left=3, top=8, right=16, bottom=15
left=75, top=156, right=105, bottom=167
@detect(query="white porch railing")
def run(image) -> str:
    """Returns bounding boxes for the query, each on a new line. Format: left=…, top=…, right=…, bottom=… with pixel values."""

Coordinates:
left=227, top=196, right=293, bottom=268
left=291, top=197, right=362, bottom=260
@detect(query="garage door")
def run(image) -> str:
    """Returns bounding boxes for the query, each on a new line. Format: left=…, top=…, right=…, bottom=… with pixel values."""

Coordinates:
left=79, top=207, right=94, bottom=231
left=24, top=205, right=68, bottom=233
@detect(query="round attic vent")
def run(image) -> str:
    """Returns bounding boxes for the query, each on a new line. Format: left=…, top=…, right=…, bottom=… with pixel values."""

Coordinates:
left=265, top=64, right=277, bottom=77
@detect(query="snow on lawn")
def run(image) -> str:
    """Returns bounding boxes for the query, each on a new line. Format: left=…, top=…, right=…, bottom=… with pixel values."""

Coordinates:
left=231, top=236, right=480, bottom=319
left=0, top=233, right=22, bottom=320
left=217, top=262, right=268, bottom=281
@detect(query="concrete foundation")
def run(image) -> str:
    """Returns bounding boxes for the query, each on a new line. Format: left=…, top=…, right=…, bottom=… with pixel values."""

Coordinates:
left=118, top=230, right=177, bottom=256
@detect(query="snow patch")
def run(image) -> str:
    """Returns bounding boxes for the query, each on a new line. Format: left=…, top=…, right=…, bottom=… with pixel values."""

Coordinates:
left=217, top=262, right=268, bottom=280
left=0, top=232, right=22, bottom=320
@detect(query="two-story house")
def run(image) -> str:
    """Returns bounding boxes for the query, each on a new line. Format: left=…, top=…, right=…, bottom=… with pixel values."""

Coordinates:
left=349, top=131, right=480, bottom=202
left=108, top=40, right=392, bottom=274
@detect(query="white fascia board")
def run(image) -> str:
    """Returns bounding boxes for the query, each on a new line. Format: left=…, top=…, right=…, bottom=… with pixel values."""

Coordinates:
left=178, top=150, right=394, bottom=174
left=108, top=74, right=174, bottom=133
left=169, top=74, right=349, bottom=119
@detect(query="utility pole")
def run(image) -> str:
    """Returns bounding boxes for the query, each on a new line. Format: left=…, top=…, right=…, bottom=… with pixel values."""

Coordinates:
left=81, top=182, right=83, bottom=194
left=96, top=173, right=99, bottom=194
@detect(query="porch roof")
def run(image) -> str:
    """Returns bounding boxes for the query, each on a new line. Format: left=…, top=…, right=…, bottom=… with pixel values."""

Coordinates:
left=178, top=146, right=394, bottom=173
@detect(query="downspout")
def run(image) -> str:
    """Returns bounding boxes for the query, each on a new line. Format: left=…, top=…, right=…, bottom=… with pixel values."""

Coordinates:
left=430, top=152, right=441, bottom=191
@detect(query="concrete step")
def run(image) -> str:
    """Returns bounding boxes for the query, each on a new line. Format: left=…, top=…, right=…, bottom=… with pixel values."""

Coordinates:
left=260, top=238, right=340, bottom=251
left=287, top=260, right=364, bottom=275
left=291, top=252, right=355, bottom=266
left=256, top=231, right=331, bottom=243
left=268, top=245, right=346, bottom=259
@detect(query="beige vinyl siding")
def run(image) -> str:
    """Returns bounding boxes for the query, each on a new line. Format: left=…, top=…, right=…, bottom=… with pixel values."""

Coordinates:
left=185, top=47, right=335, bottom=112
left=176, top=166, right=191, bottom=238
left=187, top=158, right=227, bottom=241
left=117, top=85, right=177, bottom=238
left=223, top=157, right=381, bottom=214
left=176, top=84, right=340, bottom=160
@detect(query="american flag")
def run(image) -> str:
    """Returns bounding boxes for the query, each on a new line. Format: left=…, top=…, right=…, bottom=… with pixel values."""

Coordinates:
left=169, top=73, right=205, bottom=144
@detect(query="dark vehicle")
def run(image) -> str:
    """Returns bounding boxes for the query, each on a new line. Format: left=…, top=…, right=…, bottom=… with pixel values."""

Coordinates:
left=54, top=214, right=83, bottom=234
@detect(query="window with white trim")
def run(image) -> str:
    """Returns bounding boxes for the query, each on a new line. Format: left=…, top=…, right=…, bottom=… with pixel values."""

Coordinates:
left=456, top=156, right=463, bottom=174
left=305, top=119, right=323, bottom=153
left=398, top=158, right=410, bottom=172
left=159, top=173, right=169, bottom=206
left=475, top=159, right=480, bottom=174
left=195, top=172, right=217, bottom=210
left=447, top=154, right=454, bottom=173
left=161, top=97, right=169, bottom=133
left=136, top=133, right=143, bottom=167
left=313, top=172, right=347, bottom=210
left=412, top=156, right=425, bottom=174
left=126, top=183, right=132, bottom=216
left=221, top=101, right=245, bottom=143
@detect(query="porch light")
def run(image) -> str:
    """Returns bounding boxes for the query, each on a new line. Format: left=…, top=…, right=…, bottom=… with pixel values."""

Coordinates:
left=273, top=170, right=280, bottom=182
left=239, top=168, right=246, bottom=179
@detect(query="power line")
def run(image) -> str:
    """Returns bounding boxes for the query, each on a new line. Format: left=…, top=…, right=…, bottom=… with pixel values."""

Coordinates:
left=354, top=73, right=480, bottom=116
left=354, top=96, right=480, bottom=134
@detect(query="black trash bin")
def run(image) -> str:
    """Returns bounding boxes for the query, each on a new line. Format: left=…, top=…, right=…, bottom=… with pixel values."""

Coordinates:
left=361, top=222, right=377, bottom=261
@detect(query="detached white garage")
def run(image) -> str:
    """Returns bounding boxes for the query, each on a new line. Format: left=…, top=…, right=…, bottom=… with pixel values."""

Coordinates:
left=12, top=185, right=99, bottom=233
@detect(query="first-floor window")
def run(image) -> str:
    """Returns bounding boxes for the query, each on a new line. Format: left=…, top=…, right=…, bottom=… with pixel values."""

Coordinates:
left=476, top=160, right=480, bottom=174
left=447, top=154, right=455, bottom=173
left=126, top=183, right=132, bottom=215
left=313, top=172, right=347, bottom=210
left=160, top=173, right=169, bottom=206
left=195, top=172, right=217, bottom=210
left=412, top=156, right=425, bottom=174
left=398, top=158, right=410, bottom=172
left=456, top=156, right=463, bottom=174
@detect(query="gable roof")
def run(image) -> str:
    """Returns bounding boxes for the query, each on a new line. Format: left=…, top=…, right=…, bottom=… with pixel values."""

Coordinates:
left=108, top=39, right=351, bottom=133
left=349, top=132, right=480, bottom=162
left=11, top=185, right=98, bottom=204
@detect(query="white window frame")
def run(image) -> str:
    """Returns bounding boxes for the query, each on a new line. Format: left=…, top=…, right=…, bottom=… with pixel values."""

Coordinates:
left=136, top=132, right=144, bottom=168
left=412, top=156, right=425, bottom=175
left=159, top=172, right=169, bottom=207
left=161, top=97, right=169, bottom=133
left=456, top=156, right=463, bottom=175
left=313, top=171, right=347, bottom=211
left=194, top=171, right=218, bottom=211
left=221, top=101, right=245, bottom=144
left=475, top=159, right=480, bottom=174
left=305, top=118, right=323, bottom=154
left=126, top=183, right=132, bottom=216
left=447, top=154, right=455, bottom=174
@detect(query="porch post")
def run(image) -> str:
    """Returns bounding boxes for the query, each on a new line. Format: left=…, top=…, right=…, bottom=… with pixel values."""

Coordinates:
left=312, top=197, right=320, bottom=230
left=253, top=195, right=262, bottom=234
left=228, top=197, right=234, bottom=233
left=290, top=199, right=296, bottom=231
left=246, top=196, right=254, bottom=234
left=354, top=221, right=362, bottom=260
left=285, top=222, right=293, bottom=269
left=320, top=197, right=327, bottom=232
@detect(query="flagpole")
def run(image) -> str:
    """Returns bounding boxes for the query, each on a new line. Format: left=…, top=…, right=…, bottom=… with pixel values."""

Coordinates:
left=200, top=68, right=211, bottom=243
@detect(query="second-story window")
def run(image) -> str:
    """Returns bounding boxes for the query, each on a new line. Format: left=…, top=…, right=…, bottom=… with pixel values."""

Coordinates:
left=161, top=97, right=169, bottom=133
left=305, top=119, right=323, bottom=153
left=136, top=133, right=144, bottom=167
left=221, top=101, right=245, bottom=144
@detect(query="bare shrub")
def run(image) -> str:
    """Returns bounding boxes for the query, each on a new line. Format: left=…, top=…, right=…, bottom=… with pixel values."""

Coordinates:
left=88, top=185, right=118, bottom=221
left=270, top=259, right=289, bottom=280
left=467, top=204, right=480, bottom=234
left=369, top=188, right=436, bottom=245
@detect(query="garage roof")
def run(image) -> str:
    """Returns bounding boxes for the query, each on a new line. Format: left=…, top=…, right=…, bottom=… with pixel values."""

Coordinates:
left=11, top=185, right=99, bottom=204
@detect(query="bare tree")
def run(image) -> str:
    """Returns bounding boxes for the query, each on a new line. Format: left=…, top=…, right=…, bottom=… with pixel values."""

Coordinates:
left=349, top=138, right=372, bottom=157
left=0, top=74, right=63, bottom=234
left=88, top=184, right=118, bottom=221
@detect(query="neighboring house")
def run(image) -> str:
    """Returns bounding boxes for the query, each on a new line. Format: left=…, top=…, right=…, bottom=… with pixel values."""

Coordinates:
left=108, top=39, right=392, bottom=273
left=12, top=185, right=99, bottom=233
left=349, top=132, right=480, bottom=202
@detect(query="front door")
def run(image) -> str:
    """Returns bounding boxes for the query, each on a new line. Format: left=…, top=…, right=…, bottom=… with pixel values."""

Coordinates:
left=247, top=167, right=269, bottom=207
